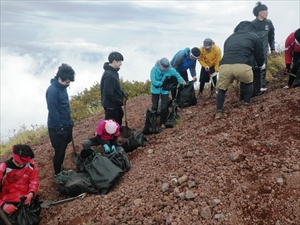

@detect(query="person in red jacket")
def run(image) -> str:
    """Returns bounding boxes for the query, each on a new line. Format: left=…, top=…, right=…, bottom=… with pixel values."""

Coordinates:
left=284, top=28, right=300, bottom=89
left=82, top=119, right=120, bottom=154
left=0, top=144, right=39, bottom=215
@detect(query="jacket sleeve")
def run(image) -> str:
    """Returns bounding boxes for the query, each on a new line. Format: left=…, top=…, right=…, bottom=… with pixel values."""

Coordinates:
left=46, top=87, right=63, bottom=129
left=0, top=163, right=6, bottom=207
left=268, top=21, right=275, bottom=51
left=214, top=47, right=222, bottom=72
left=198, top=47, right=208, bottom=68
left=254, top=36, right=265, bottom=67
left=102, top=76, right=123, bottom=106
left=285, top=33, right=294, bottom=65
left=150, top=67, right=162, bottom=87
left=28, top=161, right=39, bottom=195
left=96, top=120, right=105, bottom=136
left=189, top=60, right=197, bottom=77
left=169, top=68, right=183, bottom=84
left=172, top=53, right=185, bottom=70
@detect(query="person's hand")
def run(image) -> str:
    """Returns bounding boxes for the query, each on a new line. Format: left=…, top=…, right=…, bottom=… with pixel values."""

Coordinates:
left=192, top=76, right=197, bottom=81
left=260, top=63, right=266, bottom=71
left=3, top=203, right=18, bottom=214
left=57, top=129, right=66, bottom=136
left=111, top=145, right=116, bottom=151
left=271, top=50, right=276, bottom=55
left=24, top=192, right=33, bottom=205
left=182, top=80, right=186, bottom=85
left=103, top=144, right=111, bottom=153
left=205, top=66, right=210, bottom=72
left=211, top=72, right=218, bottom=77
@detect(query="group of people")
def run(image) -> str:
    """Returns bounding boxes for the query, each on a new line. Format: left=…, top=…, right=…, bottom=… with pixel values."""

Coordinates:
left=1, top=1, right=300, bottom=219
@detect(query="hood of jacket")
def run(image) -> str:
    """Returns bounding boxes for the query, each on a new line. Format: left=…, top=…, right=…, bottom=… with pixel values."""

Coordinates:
left=103, top=62, right=120, bottom=72
left=234, top=21, right=256, bottom=33
left=50, top=77, right=68, bottom=89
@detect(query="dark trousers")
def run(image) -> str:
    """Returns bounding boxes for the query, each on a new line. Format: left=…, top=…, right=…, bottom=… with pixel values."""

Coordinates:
left=104, top=107, right=124, bottom=127
left=82, top=136, right=117, bottom=150
left=171, top=71, right=188, bottom=99
left=48, top=125, right=73, bottom=175
left=288, top=53, right=300, bottom=86
left=199, top=66, right=216, bottom=94
left=152, top=94, right=169, bottom=125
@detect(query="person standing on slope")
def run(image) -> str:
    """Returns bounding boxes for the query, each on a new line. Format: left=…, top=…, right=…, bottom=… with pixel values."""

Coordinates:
left=252, top=1, right=275, bottom=92
left=46, top=63, right=75, bottom=175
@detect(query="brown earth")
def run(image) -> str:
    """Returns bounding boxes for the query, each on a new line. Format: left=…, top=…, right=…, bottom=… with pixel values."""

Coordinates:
left=1, top=73, right=300, bottom=225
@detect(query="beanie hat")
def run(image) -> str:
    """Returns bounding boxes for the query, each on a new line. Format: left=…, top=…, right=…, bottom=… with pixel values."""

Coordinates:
left=158, top=57, right=170, bottom=70
left=105, top=120, right=118, bottom=134
left=295, top=28, right=300, bottom=42
left=190, top=47, right=201, bottom=59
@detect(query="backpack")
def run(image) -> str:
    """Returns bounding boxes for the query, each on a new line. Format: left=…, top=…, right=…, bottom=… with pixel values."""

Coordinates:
left=106, top=147, right=131, bottom=172
left=165, top=103, right=179, bottom=128
left=142, top=109, right=160, bottom=135
left=177, top=81, right=197, bottom=108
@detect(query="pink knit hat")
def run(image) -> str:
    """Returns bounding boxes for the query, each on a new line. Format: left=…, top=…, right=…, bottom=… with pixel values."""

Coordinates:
left=105, top=120, right=117, bottom=134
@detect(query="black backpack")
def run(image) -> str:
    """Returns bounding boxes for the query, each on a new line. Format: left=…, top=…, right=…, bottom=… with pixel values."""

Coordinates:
left=106, top=147, right=131, bottom=172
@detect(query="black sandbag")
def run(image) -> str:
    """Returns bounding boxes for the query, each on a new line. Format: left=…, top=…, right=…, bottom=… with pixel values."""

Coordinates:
left=7, top=198, right=41, bottom=225
left=122, top=129, right=148, bottom=152
left=162, top=76, right=178, bottom=90
left=165, top=104, right=179, bottom=128
left=77, top=148, right=96, bottom=173
left=84, top=154, right=124, bottom=194
left=106, top=146, right=131, bottom=172
left=55, top=170, right=99, bottom=196
left=142, top=109, right=160, bottom=135
left=177, top=81, right=197, bottom=108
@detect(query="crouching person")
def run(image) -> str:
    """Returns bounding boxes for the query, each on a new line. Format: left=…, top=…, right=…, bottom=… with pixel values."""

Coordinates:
left=82, top=119, right=120, bottom=154
left=0, top=144, right=40, bottom=223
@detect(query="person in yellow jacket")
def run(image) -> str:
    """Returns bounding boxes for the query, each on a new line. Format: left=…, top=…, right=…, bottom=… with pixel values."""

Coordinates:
left=197, top=38, right=222, bottom=98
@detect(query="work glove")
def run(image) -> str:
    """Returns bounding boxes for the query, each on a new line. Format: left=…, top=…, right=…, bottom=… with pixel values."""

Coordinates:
left=205, top=66, right=210, bottom=72
left=285, top=64, right=291, bottom=73
left=57, top=129, right=66, bottom=136
left=260, top=63, right=266, bottom=71
left=192, top=76, right=197, bottom=81
left=24, top=192, right=33, bottom=205
left=211, top=72, right=218, bottom=77
left=111, top=145, right=116, bottom=152
left=3, top=203, right=18, bottom=214
left=103, top=144, right=111, bottom=153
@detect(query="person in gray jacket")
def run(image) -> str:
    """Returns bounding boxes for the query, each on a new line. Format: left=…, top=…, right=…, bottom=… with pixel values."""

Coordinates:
left=215, top=21, right=265, bottom=120
left=252, top=1, right=275, bottom=92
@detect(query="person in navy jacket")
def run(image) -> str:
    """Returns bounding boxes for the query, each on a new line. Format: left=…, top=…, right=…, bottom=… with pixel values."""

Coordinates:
left=46, top=63, right=75, bottom=175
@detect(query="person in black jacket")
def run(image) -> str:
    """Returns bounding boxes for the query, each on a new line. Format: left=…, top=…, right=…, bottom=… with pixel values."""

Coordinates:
left=100, top=52, right=126, bottom=128
left=215, top=21, right=265, bottom=120
left=252, top=2, right=275, bottom=92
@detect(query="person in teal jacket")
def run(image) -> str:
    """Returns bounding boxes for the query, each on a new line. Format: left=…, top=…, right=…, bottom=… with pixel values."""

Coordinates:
left=150, top=58, right=186, bottom=129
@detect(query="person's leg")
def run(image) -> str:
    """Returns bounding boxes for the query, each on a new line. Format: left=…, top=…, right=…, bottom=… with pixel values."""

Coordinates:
left=82, top=136, right=99, bottom=150
left=198, top=67, right=209, bottom=96
left=105, top=108, right=123, bottom=127
left=260, top=56, right=268, bottom=89
left=242, top=82, right=253, bottom=103
left=289, top=54, right=300, bottom=87
left=216, top=89, right=226, bottom=110
left=117, top=107, right=124, bottom=127
left=48, top=128, right=68, bottom=175
left=159, top=94, right=169, bottom=126
left=151, top=94, right=159, bottom=113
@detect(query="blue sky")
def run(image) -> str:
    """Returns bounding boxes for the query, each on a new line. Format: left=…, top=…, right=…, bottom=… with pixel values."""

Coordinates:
left=0, top=1, right=299, bottom=143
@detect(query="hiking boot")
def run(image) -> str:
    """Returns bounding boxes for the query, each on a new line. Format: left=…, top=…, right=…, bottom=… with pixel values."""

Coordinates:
left=239, top=102, right=250, bottom=109
left=197, top=93, right=202, bottom=99
left=260, top=87, right=268, bottom=92
left=214, top=110, right=223, bottom=120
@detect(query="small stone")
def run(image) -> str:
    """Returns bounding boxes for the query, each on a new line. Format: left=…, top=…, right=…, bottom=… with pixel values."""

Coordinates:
left=178, top=175, right=188, bottom=184
left=162, top=182, right=169, bottom=192
left=241, top=186, right=247, bottom=192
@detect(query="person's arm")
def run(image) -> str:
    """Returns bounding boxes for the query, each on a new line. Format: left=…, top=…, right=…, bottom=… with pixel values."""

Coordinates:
left=268, top=21, right=275, bottom=52
left=284, top=33, right=294, bottom=65
left=254, top=36, right=265, bottom=67
left=96, top=120, right=105, bottom=136
left=28, top=161, right=39, bottom=196
left=102, top=76, right=123, bottom=106
left=214, top=47, right=222, bottom=72
left=189, top=60, right=197, bottom=77
left=169, top=68, right=184, bottom=84
left=46, top=87, right=63, bottom=129
left=0, top=163, right=6, bottom=207
left=150, top=67, right=162, bottom=88
left=172, top=53, right=185, bottom=70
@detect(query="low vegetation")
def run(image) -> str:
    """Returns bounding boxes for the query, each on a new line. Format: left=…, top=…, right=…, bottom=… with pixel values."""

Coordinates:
left=0, top=51, right=285, bottom=155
